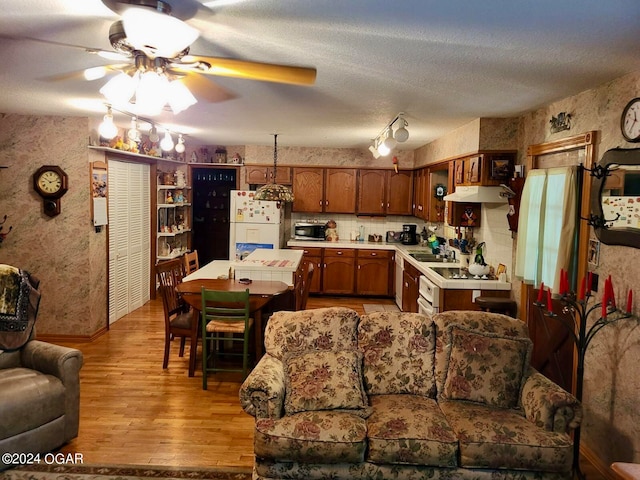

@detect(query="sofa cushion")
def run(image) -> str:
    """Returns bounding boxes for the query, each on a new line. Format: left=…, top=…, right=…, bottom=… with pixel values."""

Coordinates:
left=255, top=411, right=367, bottom=464
left=264, top=308, right=360, bottom=361
left=442, top=326, right=532, bottom=409
left=359, top=312, right=436, bottom=397
left=439, top=401, right=573, bottom=472
left=0, top=367, right=65, bottom=439
left=366, top=394, right=458, bottom=467
left=284, top=349, right=368, bottom=416
left=433, top=311, right=531, bottom=398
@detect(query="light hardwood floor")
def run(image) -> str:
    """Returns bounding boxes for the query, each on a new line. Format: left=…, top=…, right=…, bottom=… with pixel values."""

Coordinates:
left=55, top=296, right=604, bottom=477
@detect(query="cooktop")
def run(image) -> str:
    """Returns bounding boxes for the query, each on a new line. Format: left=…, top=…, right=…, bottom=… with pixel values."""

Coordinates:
left=429, top=266, right=496, bottom=281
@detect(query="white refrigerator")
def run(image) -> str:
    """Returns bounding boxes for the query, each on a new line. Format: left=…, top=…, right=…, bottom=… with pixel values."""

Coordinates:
left=229, top=190, right=285, bottom=260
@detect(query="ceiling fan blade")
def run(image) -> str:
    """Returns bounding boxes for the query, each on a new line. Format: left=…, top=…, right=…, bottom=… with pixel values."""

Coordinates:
left=180, top=55, right=317, bottom=86
left=177, top=73, right=237, bottom=103
left=41, top=64, right=131, bottom=83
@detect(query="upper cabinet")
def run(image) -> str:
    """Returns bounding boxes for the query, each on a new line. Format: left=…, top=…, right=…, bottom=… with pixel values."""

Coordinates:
left=357, top=169, right=413, bottom=216
left=453, top=151, right=515, bottom=186
left=245, top=165, right=292, bottom=185
left=292, top=167, right=356, bottom=213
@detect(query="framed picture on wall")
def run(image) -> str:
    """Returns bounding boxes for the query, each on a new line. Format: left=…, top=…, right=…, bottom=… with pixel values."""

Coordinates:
left=490, top=158, right=512, bottom=181
left=588, top=239, right=600, bottom=266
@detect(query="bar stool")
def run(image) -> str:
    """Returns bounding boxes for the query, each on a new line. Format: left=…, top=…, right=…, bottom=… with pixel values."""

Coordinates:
left=475, top=296, right=517, bottom=318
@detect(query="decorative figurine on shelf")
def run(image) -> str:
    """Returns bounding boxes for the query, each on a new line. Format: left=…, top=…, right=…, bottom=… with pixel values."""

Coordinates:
left=166, top=191, right=174, bottom=204
left=325, top=219, right=339, bottom=241
left=175, top=170, right=186, bottom=187
left=174, top=190, right=185, bottom=204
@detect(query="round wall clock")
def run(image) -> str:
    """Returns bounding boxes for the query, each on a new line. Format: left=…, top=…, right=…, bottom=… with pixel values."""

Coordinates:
left=621, top=97, right=640, bottom=142
left=33, top=165, right=68, bottom=217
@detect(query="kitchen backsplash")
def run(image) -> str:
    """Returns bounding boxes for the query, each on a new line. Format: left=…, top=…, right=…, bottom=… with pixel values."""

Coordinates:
left=291, top=202, right=514, bottom=281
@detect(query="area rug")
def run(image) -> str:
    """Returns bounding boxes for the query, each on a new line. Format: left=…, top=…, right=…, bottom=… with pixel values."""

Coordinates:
left=3, top=463, right=252, bottom=480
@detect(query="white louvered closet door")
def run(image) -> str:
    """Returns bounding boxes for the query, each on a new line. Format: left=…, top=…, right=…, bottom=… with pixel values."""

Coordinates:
left=108, top=159, right=151, bottom=324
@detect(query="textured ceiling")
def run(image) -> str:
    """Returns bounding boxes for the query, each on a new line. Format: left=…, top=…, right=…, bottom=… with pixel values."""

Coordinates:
left=1, top=0, right=640, bottom=149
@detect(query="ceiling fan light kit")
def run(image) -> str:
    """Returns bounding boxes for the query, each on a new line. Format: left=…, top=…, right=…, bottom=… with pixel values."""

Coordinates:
left=122, top=6, right=199, bottom=59
left=371, top=113, right=410, bottom=158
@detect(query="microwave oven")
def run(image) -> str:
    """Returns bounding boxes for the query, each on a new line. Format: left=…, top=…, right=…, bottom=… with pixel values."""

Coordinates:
left=294, top=222, right=326, bottom=240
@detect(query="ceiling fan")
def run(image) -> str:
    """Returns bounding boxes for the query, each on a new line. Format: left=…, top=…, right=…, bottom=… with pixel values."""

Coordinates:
left=54, top=0, right=317, bottom=115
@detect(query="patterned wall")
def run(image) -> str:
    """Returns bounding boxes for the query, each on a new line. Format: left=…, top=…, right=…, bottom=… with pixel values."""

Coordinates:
left=0, top=114, right=107, bottom=337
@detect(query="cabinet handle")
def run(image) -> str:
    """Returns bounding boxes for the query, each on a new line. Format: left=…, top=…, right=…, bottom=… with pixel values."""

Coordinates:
left=358, top=265, right=361, bottom=269
left=387, top=202, right=390, bottom=208
left=371, top=252, right=377, bottom=256
left=325, top=200, right=329, bottom=206
left=324, top=263, right=327, bottom=268
left=337, top=251, right=343, bottom=255
left=404, top=282, right=409, bottom=288
left=380, top=202, right=384, bottom=208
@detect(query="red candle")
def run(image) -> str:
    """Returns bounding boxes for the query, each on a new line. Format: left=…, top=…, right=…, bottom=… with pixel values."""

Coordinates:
left=602, top=278, right=609, bottom=317
left=547, top=288, right=553, bottom=313
left=587, top=272, right=593, bottom=295
left=578, top=276, right=586, bottom=300
left=627, top=289, right=633, bottom=314
left=608, top=275, right=616, bottom=308
left=537, top=282, right=545, bottom=302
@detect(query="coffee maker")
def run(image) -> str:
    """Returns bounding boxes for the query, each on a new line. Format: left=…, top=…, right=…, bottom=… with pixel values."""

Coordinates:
left=400, top=224, right=419, bottom=245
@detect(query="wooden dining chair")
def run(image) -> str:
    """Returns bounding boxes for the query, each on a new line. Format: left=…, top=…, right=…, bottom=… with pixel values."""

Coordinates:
left=156, top=258, right=197, bottom=371
left=183, top=250, right=199, bottom=275
left=200, top=287, right=252, bottom=390
left=299, top=262, right=315, bottom=310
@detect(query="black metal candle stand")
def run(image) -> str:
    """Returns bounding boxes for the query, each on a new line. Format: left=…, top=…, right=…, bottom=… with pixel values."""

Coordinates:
left=534, top=292, right=637, bottom=479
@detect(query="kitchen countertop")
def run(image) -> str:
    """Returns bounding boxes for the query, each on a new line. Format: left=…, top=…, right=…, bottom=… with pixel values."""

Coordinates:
left=287, top=239, right=511, bottom=291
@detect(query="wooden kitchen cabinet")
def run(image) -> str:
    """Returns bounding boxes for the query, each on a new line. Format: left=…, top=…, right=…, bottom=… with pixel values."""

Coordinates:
left=356, top=249, right=393, bottom=296
left=441, top=289, right=509, bottom=311
left=402, top=262, right=421, bottom=313
left=292, top=246, right=322, bottom=294
left=292, top=167, right=356, bottom=214
left=452, top=152, right=515, bottom=187
left=292, top=167, right=324, bottom=212
left=412, top=167, right=428, bottom=219
left=323, top=248, right=356, bottom=294
left=386, top=170, right=413, bottom=215
left=357, top=169, right=413, bottom=216
left=245, top=165, right=291, bottom=185
left=325, top=168, right=357, bottom=213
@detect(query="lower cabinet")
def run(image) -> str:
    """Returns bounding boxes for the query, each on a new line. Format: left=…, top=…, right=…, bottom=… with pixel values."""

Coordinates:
left=402, top=262, right=421, bottom=313
left=356, top=249, right=393, bottom=296
left=291, top=246, right=394, bottom=296
left=323, top=248, right=356, bottom=294
left=441, top=289, right=509, bottom=311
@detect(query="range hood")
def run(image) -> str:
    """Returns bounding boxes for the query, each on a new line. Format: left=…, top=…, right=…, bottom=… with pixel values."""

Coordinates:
left=443, top=186, right=508, bottom=203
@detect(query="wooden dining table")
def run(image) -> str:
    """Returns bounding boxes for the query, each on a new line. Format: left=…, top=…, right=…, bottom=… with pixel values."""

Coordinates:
left=176, top=276, right=291, bottom=376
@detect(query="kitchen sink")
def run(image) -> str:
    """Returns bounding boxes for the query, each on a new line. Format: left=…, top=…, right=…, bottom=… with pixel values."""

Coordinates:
left=408, top=252, right=447, bottom=262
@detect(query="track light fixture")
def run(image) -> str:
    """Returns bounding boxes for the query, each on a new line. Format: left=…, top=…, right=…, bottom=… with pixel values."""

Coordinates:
left=370, top=112, right=409, bottom=158
left=97, top=105, right=186, bottom=154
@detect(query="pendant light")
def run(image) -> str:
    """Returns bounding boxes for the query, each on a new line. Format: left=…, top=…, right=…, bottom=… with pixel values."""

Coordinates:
left=254, top=134, right=294, bottom=203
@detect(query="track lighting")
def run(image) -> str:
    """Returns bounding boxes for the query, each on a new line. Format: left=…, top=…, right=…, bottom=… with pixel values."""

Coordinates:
left=98, top=106, right=186, bottom=155
left=175, top=134, right=185, bottom=154
left=160, top=130, right=175, bottom=151
left=98, top=106, right=118, bottom=139
left=370, top=112, right=410, bottom=158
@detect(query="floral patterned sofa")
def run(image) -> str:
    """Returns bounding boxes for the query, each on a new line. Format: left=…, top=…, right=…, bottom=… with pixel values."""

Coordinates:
left=240, top=307, right=582, bottom=480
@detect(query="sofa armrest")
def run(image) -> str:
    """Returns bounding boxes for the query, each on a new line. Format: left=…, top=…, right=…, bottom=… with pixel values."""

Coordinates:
left=239, top=354, right=285, bottom=419
left=20, top=340, right=83, bottom=383
left=20, top=340, right=84, bottom=440
left=521, top=368, right=582, bottom=433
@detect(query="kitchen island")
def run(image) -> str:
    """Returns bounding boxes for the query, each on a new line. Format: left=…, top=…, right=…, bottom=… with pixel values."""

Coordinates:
left=184, top=248, right=303, bottom=287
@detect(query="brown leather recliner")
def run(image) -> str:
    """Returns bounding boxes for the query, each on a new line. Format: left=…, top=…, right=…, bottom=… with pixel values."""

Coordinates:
left=0, top=339, right=83, bottom=469
left=0, top=265, right=83, bottom=470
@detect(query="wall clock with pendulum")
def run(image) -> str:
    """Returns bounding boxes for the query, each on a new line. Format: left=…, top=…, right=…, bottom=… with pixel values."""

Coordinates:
left=33, top=165, right=69, bottom=217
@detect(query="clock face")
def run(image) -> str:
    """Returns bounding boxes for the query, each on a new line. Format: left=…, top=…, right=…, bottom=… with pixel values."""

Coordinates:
left=37, top=170, right=63, bottom=194
left=622, top=98, right=640, bottom=142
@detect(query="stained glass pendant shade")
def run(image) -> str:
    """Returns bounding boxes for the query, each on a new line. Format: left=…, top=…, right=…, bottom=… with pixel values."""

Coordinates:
left=254, top=134, right=294, bottom=203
